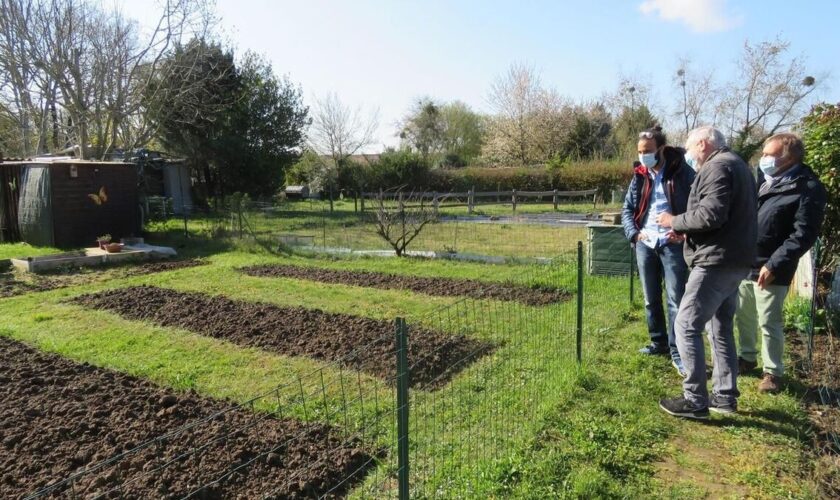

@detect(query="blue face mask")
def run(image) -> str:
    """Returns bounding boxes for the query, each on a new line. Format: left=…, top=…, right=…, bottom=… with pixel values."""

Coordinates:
left=639, top=152, right=657, bottom=168
left=759, top=156, right=779, bottom=177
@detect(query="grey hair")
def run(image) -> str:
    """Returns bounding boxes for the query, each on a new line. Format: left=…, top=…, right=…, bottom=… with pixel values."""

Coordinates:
left=685, top=126, right=726, bottom=150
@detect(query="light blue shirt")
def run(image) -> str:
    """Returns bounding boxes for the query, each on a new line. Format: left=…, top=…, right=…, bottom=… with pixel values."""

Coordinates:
left=640, top=166, right=672, bottom=249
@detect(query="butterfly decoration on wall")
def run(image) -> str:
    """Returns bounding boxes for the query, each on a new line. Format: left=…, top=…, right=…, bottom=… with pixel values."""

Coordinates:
left=88, top=186, right=108, bottom=205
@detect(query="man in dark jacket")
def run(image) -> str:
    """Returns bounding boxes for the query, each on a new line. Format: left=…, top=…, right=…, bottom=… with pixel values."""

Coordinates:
left=621, top=126, right=695, bottom=376
left=736, top=133, right=827, bottom=393
left=655, top=126, right=757, bottom=419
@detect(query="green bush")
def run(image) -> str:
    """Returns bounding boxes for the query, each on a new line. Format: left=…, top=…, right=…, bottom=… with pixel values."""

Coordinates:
left=359, top=150, right=430, bottom=191
left=338, top=154, right=632, bottom=198
left=423, top=160, right=631, bottom=199
left=801, top=103, right=840, bottom=270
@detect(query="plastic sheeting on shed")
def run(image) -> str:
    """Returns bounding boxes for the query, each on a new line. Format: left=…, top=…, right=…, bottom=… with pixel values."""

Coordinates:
left=17, top=165, right=54, bottom=246
left=0, top=164, right=23, bottom=242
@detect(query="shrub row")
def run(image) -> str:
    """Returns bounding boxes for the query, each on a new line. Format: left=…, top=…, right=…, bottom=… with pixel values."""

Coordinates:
left=343, top=151, right=633, bottom=199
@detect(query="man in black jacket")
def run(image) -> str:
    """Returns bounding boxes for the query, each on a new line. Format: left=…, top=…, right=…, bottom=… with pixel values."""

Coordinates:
left=736, top=133, right=827, bottom=393
left=621, top=127, right=695, bottom=376
left=655, top=126, right=757, bottom=419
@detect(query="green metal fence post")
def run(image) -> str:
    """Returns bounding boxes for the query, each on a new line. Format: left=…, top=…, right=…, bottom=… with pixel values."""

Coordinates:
left=395, top=317, right=410, bottom=500
left=577, top=241, right=583, bottom=365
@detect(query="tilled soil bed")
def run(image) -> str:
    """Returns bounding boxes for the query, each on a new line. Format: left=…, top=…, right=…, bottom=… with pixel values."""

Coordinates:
left=0, top=337, right=375, bottom=498
left=241, top=264, right=570, bottom=306
left=0, top=259, right=205, bottom=299
left=73, top=286, right=494, bottom=389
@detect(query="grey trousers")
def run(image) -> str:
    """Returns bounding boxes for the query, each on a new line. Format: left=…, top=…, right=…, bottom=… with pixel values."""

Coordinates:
left=675, top=265, right=750, bottom=407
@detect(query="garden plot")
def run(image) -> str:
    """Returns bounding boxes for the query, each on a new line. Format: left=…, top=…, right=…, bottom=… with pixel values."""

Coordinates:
left=0, top=337, right=374, bottom=498
left=73, top=286, right=494, bottom=388
left=0, top=259, right=205, bottom=299
left=241, top=264, right=570, bottom=306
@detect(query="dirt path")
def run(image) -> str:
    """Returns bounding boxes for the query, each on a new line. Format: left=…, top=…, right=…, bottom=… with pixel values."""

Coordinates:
left=241, top=264, right=570, bottom=306
left=73, top=285, right=494, bottom=389
left=0, top=337, right=374, bottom=498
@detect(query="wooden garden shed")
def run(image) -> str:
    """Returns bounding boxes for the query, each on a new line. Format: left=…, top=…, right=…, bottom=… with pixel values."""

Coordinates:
left=0, top=159, right=140, bottom=248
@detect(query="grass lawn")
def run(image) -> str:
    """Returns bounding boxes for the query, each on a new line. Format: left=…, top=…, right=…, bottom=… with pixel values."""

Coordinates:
left=0, top=222, right=824, bottom=497
left=0, top=242, right=64, bottom=260
left=147, top=203, right=596, bottom=259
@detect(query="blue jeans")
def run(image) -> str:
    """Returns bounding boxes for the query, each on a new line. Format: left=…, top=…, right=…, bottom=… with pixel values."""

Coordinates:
left=635, top=242, right=689, bottom=360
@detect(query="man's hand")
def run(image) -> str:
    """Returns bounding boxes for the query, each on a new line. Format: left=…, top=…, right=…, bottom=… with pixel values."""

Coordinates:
left=656, top=212, right=674, bottom=228
left=757, top=266, right=775, bottom=289
left=635, top=232, right=647, bottom=243
left=665, top=230, right=685, bottom=244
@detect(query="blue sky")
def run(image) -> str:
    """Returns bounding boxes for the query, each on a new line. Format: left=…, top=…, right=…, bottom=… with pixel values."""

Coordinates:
left=121, top=0, right=839, bottom=150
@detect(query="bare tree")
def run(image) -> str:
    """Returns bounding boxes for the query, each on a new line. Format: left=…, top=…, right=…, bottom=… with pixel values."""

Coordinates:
left=719, top=38, right=820, bottom=159
left=673, top=58, right=718, bottom=137
left=0, top=0, right=46, bottom=156
left=307, top=92, right=378, bottom=210
left=372, top=190, right=439, bottom=257
left=602, top=75, right=653, bottom=117
left=0, top=0, right=216, bottom=159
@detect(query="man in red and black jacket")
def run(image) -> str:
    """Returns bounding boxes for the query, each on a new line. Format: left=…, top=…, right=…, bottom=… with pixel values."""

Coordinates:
left=621, top=126, right=696, bottom=376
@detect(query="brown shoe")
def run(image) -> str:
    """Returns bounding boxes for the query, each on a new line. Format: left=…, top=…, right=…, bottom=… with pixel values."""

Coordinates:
left=758, top=373, right=782, bottom=394
left=738, top=357, right=758, bottom=375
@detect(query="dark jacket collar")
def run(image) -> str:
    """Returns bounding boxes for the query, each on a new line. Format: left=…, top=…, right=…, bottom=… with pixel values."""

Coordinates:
left=759, top=163, right=817, bottom=194
left=703, top=147, right=730, bottom=165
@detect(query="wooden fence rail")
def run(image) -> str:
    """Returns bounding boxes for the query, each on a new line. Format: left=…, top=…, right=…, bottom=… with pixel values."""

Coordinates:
left=359, top=188, right=598, bottom=213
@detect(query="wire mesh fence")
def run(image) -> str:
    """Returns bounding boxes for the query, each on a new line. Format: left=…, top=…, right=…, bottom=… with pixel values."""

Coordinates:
left=120, top=195, right=840, bottom=493
left=398, top=255, right=581, bottom=497
left=27, top=197, right=642, bottom=498
left=791, top=238, right=840, bottom=451
left=141, top=195, right=605, bottom=261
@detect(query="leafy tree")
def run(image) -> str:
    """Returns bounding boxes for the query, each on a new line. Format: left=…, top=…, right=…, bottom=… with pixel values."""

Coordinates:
left=368, top=150, right=430, bottom=189
left=611, top=104, right=658, bottom=159
left=285, top=150, right=325, bottom=189
left=557, top=103, right=613, bottom=161
left=439, top=101, right=484, bottom=166
left=399, top=98, right=444, bottom=161
left=400, top=99, right=484, bottom=166
left=146, top=39, right=239, bottom=200
left=215, top=53, right=309, bottom=196
left=150, top=43, right=308, bottom=199
left=800, top=103, right=840, bottom=271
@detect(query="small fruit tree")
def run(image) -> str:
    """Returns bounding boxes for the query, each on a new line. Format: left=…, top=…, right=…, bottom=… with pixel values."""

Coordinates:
left=372, top=190, right=439, bottom=257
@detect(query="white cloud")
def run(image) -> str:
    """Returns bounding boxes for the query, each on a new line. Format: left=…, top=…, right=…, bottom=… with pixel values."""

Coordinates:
left=639, top=0, right=742, bottom=33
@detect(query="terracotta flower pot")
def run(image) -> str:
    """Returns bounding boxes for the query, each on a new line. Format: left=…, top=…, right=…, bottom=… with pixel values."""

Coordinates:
left=105, top=243, right=122, bottom=253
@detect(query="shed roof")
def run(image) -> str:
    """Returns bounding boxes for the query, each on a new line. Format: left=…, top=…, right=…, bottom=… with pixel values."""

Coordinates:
left=1, top=159, right=134, bottom=166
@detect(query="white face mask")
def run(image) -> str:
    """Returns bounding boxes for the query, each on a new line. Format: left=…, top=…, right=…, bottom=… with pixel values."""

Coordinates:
left=639, top=152, right=657, bottom=169
left=686, top=143, right=704, bottom=170
left=685, top=152, right=697, bottom=171
left=759, top=156, right=780, bottom=177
